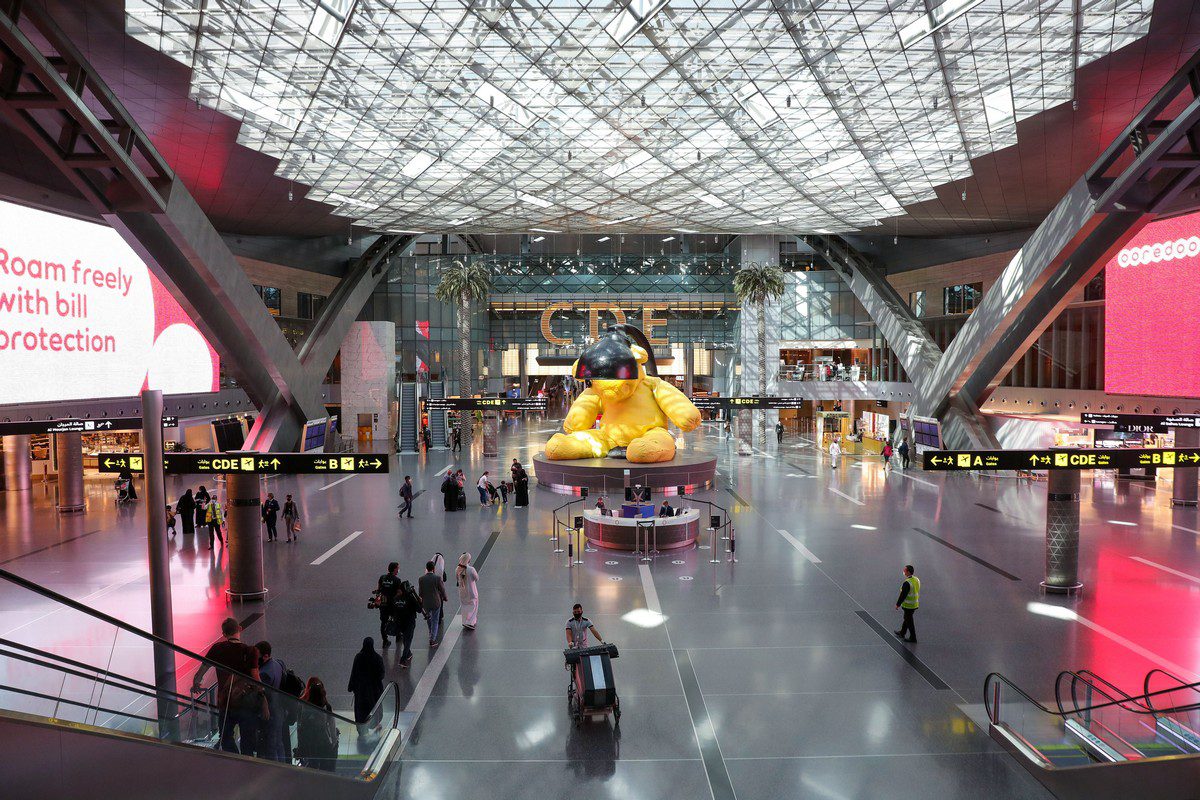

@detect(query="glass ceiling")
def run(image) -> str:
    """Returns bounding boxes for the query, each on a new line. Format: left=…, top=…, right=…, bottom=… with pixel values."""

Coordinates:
left=125, top=0, right=1154, bottom=234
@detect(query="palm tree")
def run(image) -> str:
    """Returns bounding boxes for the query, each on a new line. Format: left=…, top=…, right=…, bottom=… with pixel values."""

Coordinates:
left=435, top=258, right=491, bottom=452
left=733, top=260, right=786, bottom=449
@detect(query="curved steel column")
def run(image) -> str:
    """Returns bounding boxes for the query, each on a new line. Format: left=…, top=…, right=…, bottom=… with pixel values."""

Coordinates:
left=54, top=432, right=85, bottom=513
left=225, top=469, right=266, bottom=601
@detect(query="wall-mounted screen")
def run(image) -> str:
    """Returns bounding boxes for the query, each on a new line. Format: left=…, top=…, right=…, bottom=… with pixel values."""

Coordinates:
left=1105, top=210, right=1200, bottom=398
left=0, top=199, right=219, bottom=404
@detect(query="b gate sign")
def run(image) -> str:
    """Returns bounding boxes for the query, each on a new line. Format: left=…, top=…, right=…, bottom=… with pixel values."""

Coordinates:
left=924, top=448, right=1200, bottom=471
left=98, top=452, right=389, bottom=474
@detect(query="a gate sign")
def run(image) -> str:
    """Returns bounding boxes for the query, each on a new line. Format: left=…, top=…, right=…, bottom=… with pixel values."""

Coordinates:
left=424, top=397, right=547, bottom=411
left=924, top=448, right=1200, bottom=471
left=0, top=416, right=178, bottom=435
left=98, top=452, right=389, bottom=474
left=1080, top=412, right=1200, bottom=433
left=691, top=396, right=807, bottom=410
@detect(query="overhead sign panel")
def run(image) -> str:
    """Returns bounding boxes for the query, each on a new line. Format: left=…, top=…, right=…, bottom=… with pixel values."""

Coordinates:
left=923, top=448, right=1200, bottom=471
left=1080, top=412, right=1200, bottom=433
left=424, top=397, right=547, bottom=411
left=97, top=452, right=388, bottom=474
left=0, top=416, right=178, bottom=435
left=691, top=396, right=807, bottom=410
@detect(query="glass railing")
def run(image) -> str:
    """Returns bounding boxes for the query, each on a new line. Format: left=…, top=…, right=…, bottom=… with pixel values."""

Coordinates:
left=1144, top=669, right=1200, bottom=751
left=0, top=567, right=402, bottom=781
left=985, top=668, right=1200, bottom=768
left=1055, top=670, right=1178, bottom=760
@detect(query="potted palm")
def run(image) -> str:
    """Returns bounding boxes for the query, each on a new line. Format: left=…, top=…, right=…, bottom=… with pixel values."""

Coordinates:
left=435, top=258, right=491, bottom=452
left=732, top=260, right=786, bottom=449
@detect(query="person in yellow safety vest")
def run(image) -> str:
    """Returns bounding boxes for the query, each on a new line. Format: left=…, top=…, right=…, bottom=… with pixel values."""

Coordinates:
left=206, top=495, right=226, bottom=550
left=894, top=564, right=920, bottom=643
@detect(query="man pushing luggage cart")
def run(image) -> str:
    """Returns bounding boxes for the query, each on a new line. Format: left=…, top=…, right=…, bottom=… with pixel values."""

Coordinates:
left=565, top=603, right=621, bottom=726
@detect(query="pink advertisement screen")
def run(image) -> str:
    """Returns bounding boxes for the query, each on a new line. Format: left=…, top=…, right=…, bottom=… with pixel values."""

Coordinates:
left=1105, top=210, right=1200, bottom=398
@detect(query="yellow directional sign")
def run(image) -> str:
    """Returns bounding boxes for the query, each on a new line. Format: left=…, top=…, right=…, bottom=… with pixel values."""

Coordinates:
left=923, top=448, right=1200, bottom=471
left=97, top=453, right=389, bottom=475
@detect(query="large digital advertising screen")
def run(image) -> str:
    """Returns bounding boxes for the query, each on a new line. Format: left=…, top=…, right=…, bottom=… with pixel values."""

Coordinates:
left=0, top=199, right=219, bottom=404
left=1105, top=210, right=1200, bottom=398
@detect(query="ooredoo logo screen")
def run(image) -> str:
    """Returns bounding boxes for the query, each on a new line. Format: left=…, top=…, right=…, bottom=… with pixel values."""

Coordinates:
left=1105, top=210, right=1200, bottom=398
left=0, top=199, right=220, bottom=403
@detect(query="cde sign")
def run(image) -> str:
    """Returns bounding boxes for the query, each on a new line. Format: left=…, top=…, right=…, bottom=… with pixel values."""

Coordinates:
left=539, top=302, right=670, bottom=347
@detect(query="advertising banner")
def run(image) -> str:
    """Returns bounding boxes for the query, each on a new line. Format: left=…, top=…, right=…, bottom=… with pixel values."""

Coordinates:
left=0, top=199, right=219, bottom=404
left=1105, top=210, right=1200, bottom=398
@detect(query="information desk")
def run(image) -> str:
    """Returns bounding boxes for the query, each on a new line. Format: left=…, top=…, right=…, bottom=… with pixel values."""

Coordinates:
left=582, top=507, right=700, bottom=551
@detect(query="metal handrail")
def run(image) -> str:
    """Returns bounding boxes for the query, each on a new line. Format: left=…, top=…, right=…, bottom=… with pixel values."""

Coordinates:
left=0, top=567, right=357, bottom=726
left=0, top=683, right=159, bottom=724
left=0, top=644, right=204, bottom=710
left=1054, top=669, right=1152, bottom=718
left=1144, top=668, right=1200, bottom=713
left=985, top=670, right=1200, bottom=727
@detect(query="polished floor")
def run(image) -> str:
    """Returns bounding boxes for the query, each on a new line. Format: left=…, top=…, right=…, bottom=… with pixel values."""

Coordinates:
left=5, top=419, right=1200, bottom=799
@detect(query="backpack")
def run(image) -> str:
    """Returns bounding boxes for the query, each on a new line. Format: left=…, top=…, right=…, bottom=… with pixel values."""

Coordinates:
left=280, top=664, right=304, bottom=697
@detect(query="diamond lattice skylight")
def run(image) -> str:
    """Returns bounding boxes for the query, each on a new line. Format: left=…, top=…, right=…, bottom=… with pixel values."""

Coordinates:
left=125, top=0, right=1154, bottom=234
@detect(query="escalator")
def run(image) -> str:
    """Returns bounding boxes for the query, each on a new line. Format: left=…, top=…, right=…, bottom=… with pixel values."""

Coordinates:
left=428, top=380, right=448, bottom=449
left=0, top=567, right=407, bottom=799
left=399, top=381, right=419, bottom=452
left=986, top=667, right=1200, bottom=799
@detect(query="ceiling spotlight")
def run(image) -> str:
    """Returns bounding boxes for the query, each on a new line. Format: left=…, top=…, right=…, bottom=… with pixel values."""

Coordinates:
left=288, top=188, right=294, bottom=202
left=961, top=190, right=967, bottom=201
left=893, top=235, right=898, bottom=245
left=1072, top=99, right=1078, bottom=111
left=310, top=153, right=316, bottom=163
left=786, top=95, right=792, bottom=108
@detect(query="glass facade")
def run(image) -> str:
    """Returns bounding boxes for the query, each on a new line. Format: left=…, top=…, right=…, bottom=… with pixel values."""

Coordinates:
left=779, top=270, right=874, bottom=343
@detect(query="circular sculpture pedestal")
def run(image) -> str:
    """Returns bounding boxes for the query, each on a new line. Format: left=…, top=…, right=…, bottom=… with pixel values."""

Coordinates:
left=532, top=451, right=716, bottom=496
left=582, top=508, right=700, bottom=551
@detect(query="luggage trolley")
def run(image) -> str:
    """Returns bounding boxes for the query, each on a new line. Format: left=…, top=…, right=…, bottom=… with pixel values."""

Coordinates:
left=564, top=642, right=621, bottom=726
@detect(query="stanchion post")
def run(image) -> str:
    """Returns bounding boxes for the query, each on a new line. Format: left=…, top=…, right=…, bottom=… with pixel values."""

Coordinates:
left=727, top=524, right=737, bottom=563
left=574, top=524, right=583, bottom=565
left=567, top=525, right=574, bottom=568
left=709, top=523, right=719, bottom=563
left=553, top=516, right=563, bottom=554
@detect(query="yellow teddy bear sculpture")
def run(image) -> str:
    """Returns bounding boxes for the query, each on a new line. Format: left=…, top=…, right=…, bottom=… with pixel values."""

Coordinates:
left=545, top=326, right=701, bottom=463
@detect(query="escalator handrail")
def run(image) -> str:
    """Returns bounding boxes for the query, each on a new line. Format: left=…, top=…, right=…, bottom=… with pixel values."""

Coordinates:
left=985, top=671, right=1200, bottom=726
left=0, top=644, right=212, bottom=711
left=1143, top=668, right=1200, bottom=713
left=1055, top=669, right=1153, bottom=717
left=0, top=566, right=357, bottom=726
left=0, top=638, right=207, bottom=709
left=0, top=682, right=159, bottom=724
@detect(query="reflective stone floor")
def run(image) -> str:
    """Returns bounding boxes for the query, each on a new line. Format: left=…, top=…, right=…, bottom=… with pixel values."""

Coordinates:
left=5, top=419, right=1200, bottom=799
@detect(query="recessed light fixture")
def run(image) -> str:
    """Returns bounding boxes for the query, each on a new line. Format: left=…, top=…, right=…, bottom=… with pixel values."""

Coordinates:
left=600, top=215, right=638, bottom=225
left=694, top=192, right=724, bottom=208
left=898, top=0, right=987, bottom=48
left=597, top=236, right=611, bottom=242
left=529, top=227, right=561, bottom=233
left=661, top=236, right=676, bottom=242
left=517, top=192, right=552, bottom=209
left=401, top=151, right=437, bottom=178
left=673, top=228, right=699, bottom=234
left=531, top=235, right=545, bottom=242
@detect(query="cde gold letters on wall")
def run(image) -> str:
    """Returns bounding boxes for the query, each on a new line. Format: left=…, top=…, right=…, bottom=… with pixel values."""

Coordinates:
left=539, top=302, right=670, bottom=346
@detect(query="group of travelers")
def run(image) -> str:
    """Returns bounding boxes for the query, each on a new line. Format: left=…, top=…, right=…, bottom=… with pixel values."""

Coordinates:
left=169, top=487, right=301, bottom=545
left=169, top=485, right=225, bottom=548
left=373, top=551, right=480, bottom=665
left=262, top=491, right=302, bottom=542
left=442, top=459, right=529, bottom=512
left=193, top=617, right=341, bottom=771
